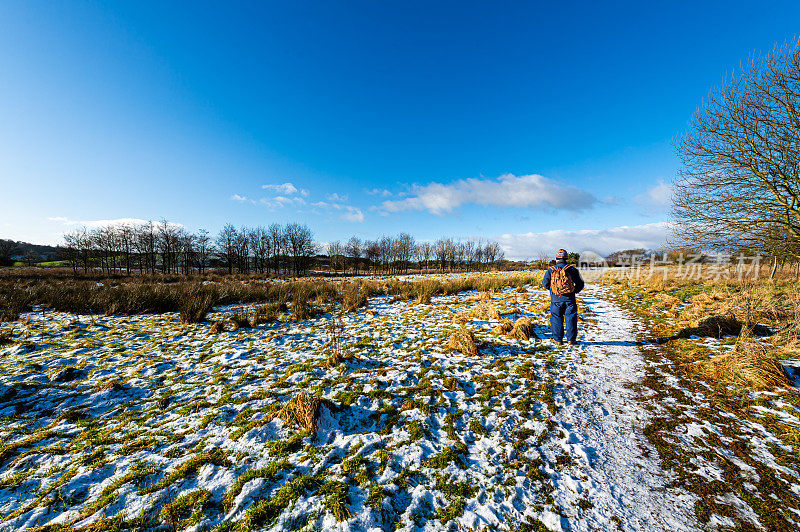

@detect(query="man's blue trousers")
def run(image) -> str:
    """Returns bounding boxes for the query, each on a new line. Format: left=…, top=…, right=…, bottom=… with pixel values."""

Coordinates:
left=550, top=298, right=578, bottom=343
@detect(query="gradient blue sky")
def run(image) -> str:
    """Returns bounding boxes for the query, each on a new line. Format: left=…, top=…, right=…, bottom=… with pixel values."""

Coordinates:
left=1, top=1, right=799, bottom=258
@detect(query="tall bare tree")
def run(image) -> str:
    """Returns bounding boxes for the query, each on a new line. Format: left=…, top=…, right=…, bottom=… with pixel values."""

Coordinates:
left=674, top=43, right=800, bottom=258
left=345, top=236, right=362, bottom=275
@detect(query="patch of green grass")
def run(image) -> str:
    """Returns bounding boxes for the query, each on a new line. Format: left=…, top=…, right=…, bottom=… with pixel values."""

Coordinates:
left=434, top=474, right=477, bottom=498
left=269, top=430, right=310, bottom=458
left=160, top=489, right=211, bottom=528
left=223, top=460, right=290, bottom=510
left=139, top=449, right=230, bottom=495
left=436, top=498, right=466, bottom=524
left=366, top=485, right=388, bottom=509
left=235, top=474, right=318, bottom=530
left=319, top=480, right=353, bottom=521
left=424, top=446, right=464, bottom=469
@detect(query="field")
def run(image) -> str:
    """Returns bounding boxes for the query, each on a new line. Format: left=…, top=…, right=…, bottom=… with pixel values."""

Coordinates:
left=1, top=270, right=800, bottom=531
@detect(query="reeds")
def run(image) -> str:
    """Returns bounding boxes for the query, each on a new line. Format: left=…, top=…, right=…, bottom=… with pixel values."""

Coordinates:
left=178, top=287, right=215, bottom=324
left=0, top=270, right=543, bottom=321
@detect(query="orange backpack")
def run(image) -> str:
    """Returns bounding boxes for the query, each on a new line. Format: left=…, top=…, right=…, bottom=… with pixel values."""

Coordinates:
left=550, top=264, right=575, bottom=295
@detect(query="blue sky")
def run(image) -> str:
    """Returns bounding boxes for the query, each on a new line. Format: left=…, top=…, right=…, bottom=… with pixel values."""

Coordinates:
left=1, top=1, right=799, bottom=258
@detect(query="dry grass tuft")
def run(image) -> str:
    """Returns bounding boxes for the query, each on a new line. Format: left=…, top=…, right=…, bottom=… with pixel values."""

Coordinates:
left=327, top=351, right=345, bottom=368
left=695, top=315, right=743, bottom=338
left=492, top=319, right=514, bottom=335
left=447, top=328, right=479, bottom=357
left=208, top=320, right=226, bottom=334
left=250, top=304, right=280, bottom=326
left=686, top=332, right=792, bottom=390
left=471, top=301, right=501, bottom=321
left=451, top=312, right=468, bottom=326
left=271, top=392, right=336, bottom=432
left=416, top=291, right=432, bottom=305
left=101, top=379, right=126, bottom=392
left=0, top=327, right=14, bottom=345
left=178, top=288, right=215, bottom=324
left=291, top=299, right=320, bottom=321
left=229, top=313, right=252, bottom=330
left=341, top=283, right=369, bottom=313
left=677, top=314, right=770, bottom=339
left=510, top=317, right=537, bottom=340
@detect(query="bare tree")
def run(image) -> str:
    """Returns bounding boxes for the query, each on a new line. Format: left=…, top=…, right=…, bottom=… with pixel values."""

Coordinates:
left=365, top=240, right=380, bottom=273
left=196, top=229, right=211, bottom=274
left=396, top=233, right=415, bottom=273
left=483, top=241, right=502, bottom=267
left=418, top=242, right=433, bottom=273
left=285, top=223, right=316, bottom=275
left=674, top=43, right=800, bottom=258
left=327, top=241, right=345, bottom=275
left=346, top=236, right=362, bottom=275
left=216, top=224, right=237, bottom=274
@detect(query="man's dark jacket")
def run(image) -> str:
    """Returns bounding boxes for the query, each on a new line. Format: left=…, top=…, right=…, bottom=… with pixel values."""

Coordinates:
left=541, top=261, right=585, bottom=301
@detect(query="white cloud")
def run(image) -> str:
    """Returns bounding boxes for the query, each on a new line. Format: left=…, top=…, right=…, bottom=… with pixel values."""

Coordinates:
left=380, top=173, right=596, bottom=215
left=326, top=193, right=349, bottom=202
left=341, top=206, right=364, bottom=223
left=495, top=221, right=672, bottom=260
left=262, top=182, right=309, bottom=196
left=230, top=194, right=249, bottom=203
left=366, top=188, right=393, bottom=197
left=311, top=201, right=365, bottom=223
left=260, top=196, right=306, bottom=209
left=636, top=179, right=672, bottom=209
left=47, top=217, right=184, bottom=229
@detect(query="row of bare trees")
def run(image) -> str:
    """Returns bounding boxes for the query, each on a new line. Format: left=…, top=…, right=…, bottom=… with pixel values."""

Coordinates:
left=62, top=220, right=506, bottom=276
left=215, top=223, right=317, bottom=275
left=327, top=235, right=503, bottom=274
left=63, top=221, right=213, bottom=275
left=63, top=221, right=316, bottom=276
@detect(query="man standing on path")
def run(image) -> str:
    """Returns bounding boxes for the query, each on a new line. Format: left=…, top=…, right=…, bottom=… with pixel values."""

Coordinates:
left=542, top=249, right=585, bottom=345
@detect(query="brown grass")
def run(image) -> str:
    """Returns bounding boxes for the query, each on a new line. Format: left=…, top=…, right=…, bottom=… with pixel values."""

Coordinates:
left=271, top=393, right=336, bottom=432
left=677, top=314, right=771, bottom=339
left=443, top=377, right=460, bottom=391
left=208, top=320, right=226, bottom=334
left=416, top=292, right=432, bottom=305
left=471, top=301, right=501, bottom=321
left=178, top=288, right=215, bottom=323
left=341, top=282, right=370, bottom=313
left=451, top=312, right=468, bottom=326
left=447, top=328, right=479, bottom=357
left=229, top=313, right=252, bottom=330
left=0, top=270, right=544, bottom=320
left=250, top=303, right=282, bottom=326
left=510, top=317, right=537, bottom=340
left=492, top=319, right=514, bottom=335
left=291, top=299, right=321, bottom=321
left=686, top=331, right=792, bottom=390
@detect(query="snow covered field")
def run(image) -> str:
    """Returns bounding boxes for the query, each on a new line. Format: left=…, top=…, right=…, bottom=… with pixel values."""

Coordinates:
left=1, top=274, right=789, bottom=531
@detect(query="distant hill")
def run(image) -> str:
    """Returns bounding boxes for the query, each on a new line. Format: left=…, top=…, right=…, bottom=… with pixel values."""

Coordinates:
left=0, top=239, right=62, bottom=266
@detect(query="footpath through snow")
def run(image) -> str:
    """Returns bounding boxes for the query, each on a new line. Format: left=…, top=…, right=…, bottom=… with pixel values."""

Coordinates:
left=543, top=286, right=698, bottom=530
left=0, top=279, right=701, bottom=531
